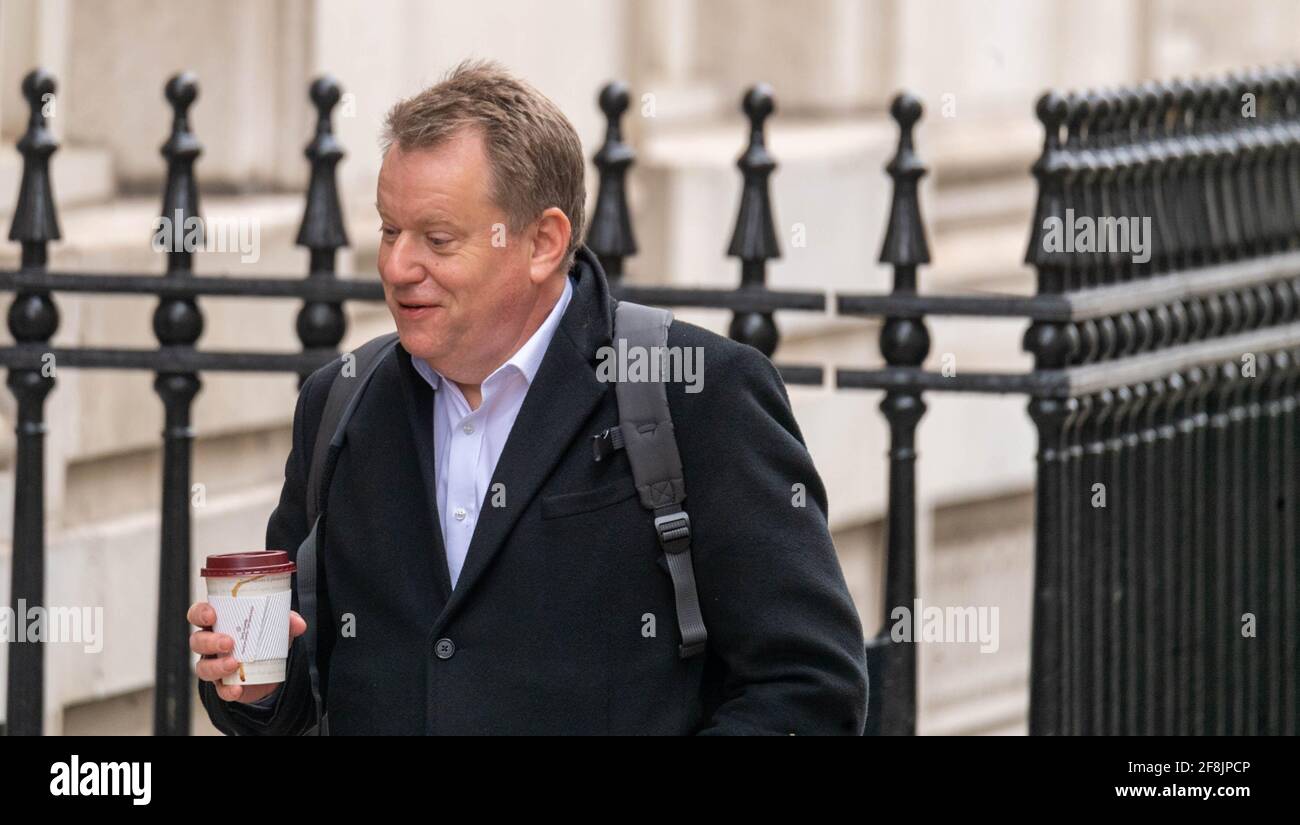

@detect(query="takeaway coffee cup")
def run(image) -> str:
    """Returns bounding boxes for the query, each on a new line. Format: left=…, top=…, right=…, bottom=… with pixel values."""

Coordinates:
left=200, top=551, right=296, bottom=686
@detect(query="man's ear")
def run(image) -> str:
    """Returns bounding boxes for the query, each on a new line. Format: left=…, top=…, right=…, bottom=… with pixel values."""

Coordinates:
left=528, top=207, right=572, bottom=285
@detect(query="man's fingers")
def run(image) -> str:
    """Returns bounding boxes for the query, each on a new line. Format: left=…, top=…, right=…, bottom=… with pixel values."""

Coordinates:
left=190, top=630, right=234, bottom=657
left=215, top=682, right=243, bottom=702
left=191, top=603, right=296, bottom=702
left=196, top=655, right=240, bottom=683
left=195, top=655, right=238, bottom=682
left=186, top=601, right=215, bottom=627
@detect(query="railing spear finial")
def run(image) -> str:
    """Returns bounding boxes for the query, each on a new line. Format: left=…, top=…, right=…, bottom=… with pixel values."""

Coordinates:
left=9, top=68, right=62, bottom=269
left=297, top=75, right=349, bottom=270
left=1025, top=91, right=1069, bottom=292
left=295, top=75, right=349, bottom=361
left=727, top=83, right=781, bottom=356
left=159, top=72, right=203, bottom=277
left=727, top=83, right=780, bottom=266
left=879, top=92, right=930, bottom=282
left=589, top=81, right=637, bottom=280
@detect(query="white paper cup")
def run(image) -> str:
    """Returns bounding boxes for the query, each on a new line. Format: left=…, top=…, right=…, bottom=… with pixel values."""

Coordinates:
left=200, top=551, right=296, bottom=687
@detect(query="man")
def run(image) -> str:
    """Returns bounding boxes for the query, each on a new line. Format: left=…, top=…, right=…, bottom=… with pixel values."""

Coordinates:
left=189, top=60, right=867, bottom=735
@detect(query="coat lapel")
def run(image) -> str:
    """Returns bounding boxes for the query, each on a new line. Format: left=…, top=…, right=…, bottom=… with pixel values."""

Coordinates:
left=433, top=247, right=615, bottom=628
left=394, top=345, right=455, bottom=603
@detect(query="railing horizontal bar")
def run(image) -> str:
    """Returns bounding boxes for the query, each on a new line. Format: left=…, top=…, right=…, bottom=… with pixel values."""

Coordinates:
left=0, top=343, right=823, bottom=385
left=0, top=345, right=338, bottom=373
left=838, top=317, right=1300, bottom=397
left=27, top=254, right=1276, bottom=322
left=611, top=284, right=825, bottom=312
left=837, top=291, right=1067, bottom=320
left=776, top=364, right=824, bottom=385
left=1063, top=251, right=1300, bottom=321
left=0, top=270, right=827, bottom=313
left=1065, top=319, right=1300, bottom=395
left=15, top=326, right=1277, bottom=387
left=836, top=366, right=1059, bottom=395
left=836, top=252, right=1300, bottom=323
left=0, top=269, right=386, bottom=301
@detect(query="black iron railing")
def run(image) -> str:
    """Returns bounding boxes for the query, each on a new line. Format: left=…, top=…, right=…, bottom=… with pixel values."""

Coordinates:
left=2, top=63, right=1297, bottom=736
left=838, top=70, right=1300, bottom=735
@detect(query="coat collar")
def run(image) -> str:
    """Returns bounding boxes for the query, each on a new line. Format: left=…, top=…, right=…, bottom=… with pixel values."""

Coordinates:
left=392, top=245, right=616, bottom=625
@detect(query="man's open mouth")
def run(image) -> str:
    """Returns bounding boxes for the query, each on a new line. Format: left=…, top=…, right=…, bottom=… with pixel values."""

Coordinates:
left=397, top=301, right=438, bottom=315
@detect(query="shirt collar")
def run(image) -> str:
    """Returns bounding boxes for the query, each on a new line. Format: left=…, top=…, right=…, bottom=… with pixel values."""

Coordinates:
left=410, top=274, right=575, bottom=391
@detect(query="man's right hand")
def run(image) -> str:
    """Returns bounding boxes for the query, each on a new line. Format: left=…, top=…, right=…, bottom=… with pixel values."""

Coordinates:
left=188, top=601, right=308, bottom=704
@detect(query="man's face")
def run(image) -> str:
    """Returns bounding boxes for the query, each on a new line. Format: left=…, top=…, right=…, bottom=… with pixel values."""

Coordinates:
left=375, top=129, right=540, bottom=383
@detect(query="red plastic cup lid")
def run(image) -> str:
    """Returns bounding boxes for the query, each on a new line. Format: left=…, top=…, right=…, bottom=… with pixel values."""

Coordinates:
left=200, top=551, right=296, bottom=578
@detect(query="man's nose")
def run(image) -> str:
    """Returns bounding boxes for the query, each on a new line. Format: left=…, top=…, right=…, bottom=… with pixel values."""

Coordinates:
left=379, top=233, right=425, bottom=286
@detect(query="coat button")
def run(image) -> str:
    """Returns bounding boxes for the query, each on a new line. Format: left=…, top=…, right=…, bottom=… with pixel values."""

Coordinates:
left=434, top=638, right=456, bottom=659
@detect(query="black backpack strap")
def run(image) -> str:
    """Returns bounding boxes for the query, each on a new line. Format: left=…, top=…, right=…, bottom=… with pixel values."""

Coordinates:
left=298, top=331, right=400, bottom=734
left=306, top=332, right=402, bottom=526
left=612, top=301, right=707, bottom=659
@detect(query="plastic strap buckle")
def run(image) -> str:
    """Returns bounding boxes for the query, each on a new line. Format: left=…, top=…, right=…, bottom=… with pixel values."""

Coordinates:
left=654, top=511, right=692, bottom=555
left=591, top=427, right=626, bottom=462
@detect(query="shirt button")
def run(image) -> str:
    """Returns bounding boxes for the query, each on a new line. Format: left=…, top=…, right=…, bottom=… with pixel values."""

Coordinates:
left=454, top=507, right=467, bottom=521
left=434, top=638, right=456, bottom=659
left=463, top=423, right=475, bottom=435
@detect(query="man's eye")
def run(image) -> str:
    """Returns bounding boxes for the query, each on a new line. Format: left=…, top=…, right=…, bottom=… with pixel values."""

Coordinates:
left=380, top=225, right=398, bottom=239
left=427, top=235, right=451, bottom=247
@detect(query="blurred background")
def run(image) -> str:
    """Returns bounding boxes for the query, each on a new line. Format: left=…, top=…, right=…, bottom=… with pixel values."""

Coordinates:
left=0, top=0, right=1296, bottom=735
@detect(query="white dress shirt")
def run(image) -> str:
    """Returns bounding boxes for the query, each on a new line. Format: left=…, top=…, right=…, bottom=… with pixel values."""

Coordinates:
left=409, top=275, right=574, bottom=589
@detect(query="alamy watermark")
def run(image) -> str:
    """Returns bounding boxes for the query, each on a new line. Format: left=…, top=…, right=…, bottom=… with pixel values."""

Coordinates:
left=1041, top=208, right=1152, bottom=264
left=890, top=598, right=1000, bottom=653
left=151, top=209, right=261, bottom=263
left=595, top=340, right=704, bottom=393
left=1, top=599, right=103, bottom=653
left=50, top=756, right=150, bottom=805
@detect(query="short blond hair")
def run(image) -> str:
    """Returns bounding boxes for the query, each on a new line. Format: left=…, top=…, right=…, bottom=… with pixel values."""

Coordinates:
left=382, top=59, right=586, bottom=271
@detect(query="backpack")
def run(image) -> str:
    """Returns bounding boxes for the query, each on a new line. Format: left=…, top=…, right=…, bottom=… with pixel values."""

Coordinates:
left=293, top=302, right=706, bottom=735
